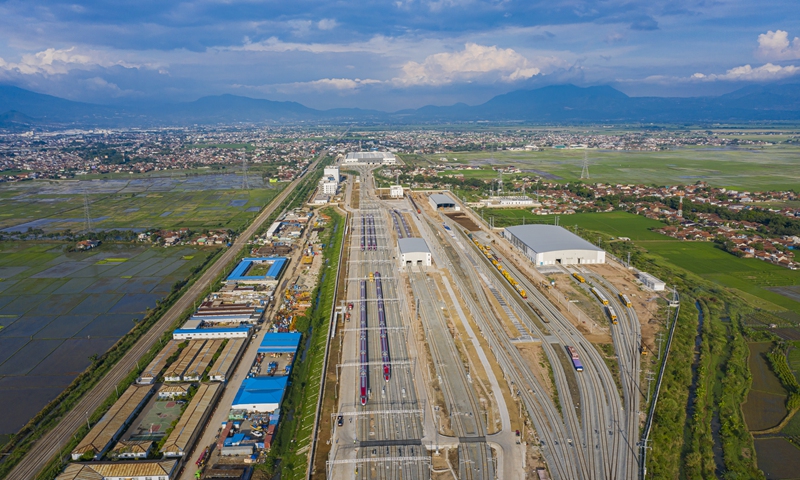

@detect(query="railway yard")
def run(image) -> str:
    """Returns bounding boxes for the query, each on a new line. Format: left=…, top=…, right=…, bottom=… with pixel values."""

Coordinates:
left=19, top=157, right=664, bottom=480
left=325, top=164, right=657, bottom=479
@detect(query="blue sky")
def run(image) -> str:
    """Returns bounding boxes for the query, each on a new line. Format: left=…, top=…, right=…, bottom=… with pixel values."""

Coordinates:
left=1, top=0, right=799, bottom=110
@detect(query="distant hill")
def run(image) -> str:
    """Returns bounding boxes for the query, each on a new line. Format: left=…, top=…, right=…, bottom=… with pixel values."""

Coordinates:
left=3, top=82, right=800, bottom=126
left=0, top=110, right=37, bottom=130
left=0, top=85, right=113, bottom=123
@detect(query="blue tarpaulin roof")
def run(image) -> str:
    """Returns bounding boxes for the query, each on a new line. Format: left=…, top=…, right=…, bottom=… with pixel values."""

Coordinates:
left=258, top=332, right=302, bottom=354
left=231, top=377, right=288, bottom=411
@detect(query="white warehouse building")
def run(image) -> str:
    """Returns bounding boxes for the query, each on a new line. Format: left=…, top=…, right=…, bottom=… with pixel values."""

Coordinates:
left=343, top=152, right=397, bottom=165
left=504, top=225, right=606, bottom=266
left=398, top=238, right=432, bottom=267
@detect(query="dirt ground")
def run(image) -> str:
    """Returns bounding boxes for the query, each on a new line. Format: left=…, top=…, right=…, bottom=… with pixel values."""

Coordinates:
left=445, top=212, right=480, bottom=232
left=585, top=262, right=661, bottom=352
left=437, top=271, right=502, bottom=435
left=515, top=343, right=555, bottom=403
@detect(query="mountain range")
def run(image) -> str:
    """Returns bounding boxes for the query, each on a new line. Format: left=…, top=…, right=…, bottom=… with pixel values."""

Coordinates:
left=3, top=83, right=800, bottom=127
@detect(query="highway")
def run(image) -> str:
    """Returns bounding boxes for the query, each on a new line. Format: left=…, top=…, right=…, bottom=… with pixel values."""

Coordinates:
left=4, top=154, right=327, bottom=480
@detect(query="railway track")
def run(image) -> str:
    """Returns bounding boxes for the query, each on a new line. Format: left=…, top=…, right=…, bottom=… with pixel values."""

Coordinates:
left=5, top=155, right=327, bottom=480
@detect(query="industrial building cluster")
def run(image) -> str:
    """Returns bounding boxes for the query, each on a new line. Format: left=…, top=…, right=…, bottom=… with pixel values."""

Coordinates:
left=58, top=250, right=301, bottom=479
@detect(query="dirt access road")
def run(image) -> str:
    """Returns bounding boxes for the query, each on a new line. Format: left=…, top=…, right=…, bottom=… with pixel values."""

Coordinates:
left=5, top=156, right=326, bottom=480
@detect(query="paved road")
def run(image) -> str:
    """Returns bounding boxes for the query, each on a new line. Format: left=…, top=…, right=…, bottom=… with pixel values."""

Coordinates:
left=5, top=156, right=324, bottom=480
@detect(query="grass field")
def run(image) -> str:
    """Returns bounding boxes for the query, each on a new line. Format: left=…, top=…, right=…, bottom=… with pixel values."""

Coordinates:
left=423, top=145, right=800, bottom=190
left=0, top=242, right=213, bottom=436
left=0, top=174, right=284, bottom=234
left=481, top=210, right=671, bottom=241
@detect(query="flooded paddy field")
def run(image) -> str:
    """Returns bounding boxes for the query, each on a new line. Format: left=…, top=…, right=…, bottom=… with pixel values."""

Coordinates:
left=0, top=242, right=214, bottom=438
left=0, top=173, right=283, bottom=233
left=754, top=438, right=800, bottom=479
left=743, top=342, right=789, bottom=431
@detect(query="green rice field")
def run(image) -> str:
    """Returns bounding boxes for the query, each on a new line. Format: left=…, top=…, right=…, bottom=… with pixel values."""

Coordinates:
left=424, top=145, right=800, bottom=191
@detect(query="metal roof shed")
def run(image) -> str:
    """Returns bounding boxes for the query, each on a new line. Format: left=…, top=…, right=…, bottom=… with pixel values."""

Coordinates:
left=258, top=332, right=302, bottom=354
left=231, top=376, right=289, bottom=412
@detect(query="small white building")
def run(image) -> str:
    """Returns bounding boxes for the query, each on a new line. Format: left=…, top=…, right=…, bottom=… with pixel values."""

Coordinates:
left=398, top=238, right=432, bottom=267
left=110, top=440, right=154, bottom=460
left=390, top=185, right=404, bottom=198
left=172, top=327, right=251, bottom=340
left=313, top=195, right=330, bottom=205
left=479, top=196, right=537, bottom=208
left=638, top=272, right=666, bottom=291
left=324, top=166, right=340, bottom=183
left=157, top=384, right=190, bottom=399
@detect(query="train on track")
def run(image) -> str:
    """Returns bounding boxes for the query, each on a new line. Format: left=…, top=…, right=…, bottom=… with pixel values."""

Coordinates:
left=375, top=272, right=391, bottom=382
left=572, top=272, right=585, bottom=283
left=618, top=292, right=632, bottom=308
left=408, top=195, right=422, bottom=214
left=359, top=280, right=369, bottom=405
left=566, top=345, right=584, bottom=372
left=590, top=287, right=609, bottom=305
left=605, top=305, right=618, bottom=325
left=470, top=235, right=527, bottom=299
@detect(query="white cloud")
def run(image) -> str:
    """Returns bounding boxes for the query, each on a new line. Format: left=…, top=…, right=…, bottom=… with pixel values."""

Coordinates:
left=317, top=18, right=339, bottom=30
left=231, top=35, right=400, bottom=55
left=234, top=78, right=382, bottom=94
left=393, top=43, right=543, bottom=86
left=691, top=63, right=800, bottom=81
left=757, top=30, right=800, bottom=60
left=0, top=47, right=144, bottom=75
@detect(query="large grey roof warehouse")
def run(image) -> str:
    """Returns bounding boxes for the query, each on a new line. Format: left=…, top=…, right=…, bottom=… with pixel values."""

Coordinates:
left=504, top=224, right=605, bottom=266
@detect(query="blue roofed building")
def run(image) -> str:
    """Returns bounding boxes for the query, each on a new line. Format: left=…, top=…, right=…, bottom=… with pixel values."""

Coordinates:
left=258, top=332, right=302, bottom=354
left=231, top=377, right=289, bottom=412
left=226, top=257, right=288, bottom=286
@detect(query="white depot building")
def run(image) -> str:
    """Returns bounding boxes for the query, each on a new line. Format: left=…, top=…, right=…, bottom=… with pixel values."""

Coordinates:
left=398, top=238, right=432, bottom=267
left=343, top=151, right=398, bottom=165
left=504, top=224, right=606, bottom=266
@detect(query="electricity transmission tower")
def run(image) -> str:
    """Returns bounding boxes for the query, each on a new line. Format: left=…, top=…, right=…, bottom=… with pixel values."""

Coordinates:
left=580, top=151, right=590, bottom=180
